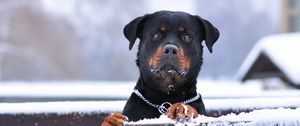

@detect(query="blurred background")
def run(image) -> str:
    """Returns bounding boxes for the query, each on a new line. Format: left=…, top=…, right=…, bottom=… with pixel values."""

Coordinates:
left=1, top=1, right=300, bottom=125
left=0, top=0, right=286, bottom=81
left=1, top=0, right=300, bottom=94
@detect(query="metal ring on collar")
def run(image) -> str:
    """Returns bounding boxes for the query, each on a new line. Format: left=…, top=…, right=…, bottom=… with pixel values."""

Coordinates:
left=158, top=102, right=172, bottom=114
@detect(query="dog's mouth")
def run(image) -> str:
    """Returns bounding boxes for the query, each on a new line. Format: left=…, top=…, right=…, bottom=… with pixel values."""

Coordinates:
left=150, top=64, right=187, bottom=77
left=150, top=64, right=188, bottom=94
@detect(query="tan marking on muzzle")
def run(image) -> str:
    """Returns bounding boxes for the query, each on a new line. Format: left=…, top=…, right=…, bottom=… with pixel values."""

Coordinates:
left=149, top=46, right=164, bottom=67
left=178, top=48, right=190, bottom=70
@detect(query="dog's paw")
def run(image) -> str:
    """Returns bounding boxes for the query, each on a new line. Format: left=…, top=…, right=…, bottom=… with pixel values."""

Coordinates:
left=167, top=103, right=198, bottom=121
left=101, top=112, right=128, bottom=126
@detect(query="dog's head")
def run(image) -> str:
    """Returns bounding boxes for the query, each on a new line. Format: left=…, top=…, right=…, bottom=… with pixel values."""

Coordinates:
left=124, top=11, right=219, bottom=94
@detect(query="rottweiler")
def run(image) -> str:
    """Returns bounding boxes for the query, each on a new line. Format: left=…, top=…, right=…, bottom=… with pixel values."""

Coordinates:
left=102, top=10, right=219, bottom=126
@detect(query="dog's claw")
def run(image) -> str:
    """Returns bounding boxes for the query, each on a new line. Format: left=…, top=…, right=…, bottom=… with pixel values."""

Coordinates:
left=101, top=112, right=127, bottom=126
left=167, top=103, right=198, bottom=121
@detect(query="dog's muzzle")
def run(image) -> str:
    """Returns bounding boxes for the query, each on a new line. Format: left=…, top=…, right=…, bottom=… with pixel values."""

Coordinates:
left=149, top=44, right=189, bottom=76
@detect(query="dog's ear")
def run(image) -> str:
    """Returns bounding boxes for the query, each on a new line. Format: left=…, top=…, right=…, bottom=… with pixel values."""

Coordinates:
left=123, top=14, right=149, bottom=51
left=195, top=16, right=219, bottom=53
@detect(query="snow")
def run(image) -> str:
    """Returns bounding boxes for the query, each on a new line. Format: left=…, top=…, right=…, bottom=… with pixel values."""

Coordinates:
left=236, top=33, right=300, bottom=84
left=1, top=81, right=300, bottom=100
left=0, top=81, right=299, bottom=116
left=205, top=97, right=300, bottom=110
left=0, top=81, right=134, bottom=99
left=0, top=97, right=299, bottom=115
left=0, top=101, right=299, bottom=126
left=0, top=101, right=125, bottom=114
left=198, top=108, right=300, bottom=125
left=129, top=108, right=300, bottom=126
left=0, top=80, right=299, bottom=126
left=197, top=80, right=300, bottom=98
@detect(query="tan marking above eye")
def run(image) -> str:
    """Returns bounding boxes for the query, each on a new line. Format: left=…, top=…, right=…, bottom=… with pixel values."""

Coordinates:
left=178, top=27, right=185, bottom=32
left=160, top=26, right=166, bottom=32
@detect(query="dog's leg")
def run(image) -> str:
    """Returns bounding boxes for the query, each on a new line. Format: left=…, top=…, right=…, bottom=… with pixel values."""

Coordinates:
left=167, top=103, right=198, bottom=121
left=101, top=112, right=128, bottom=126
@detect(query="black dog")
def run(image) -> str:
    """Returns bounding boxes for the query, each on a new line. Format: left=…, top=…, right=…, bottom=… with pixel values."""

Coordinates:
left=102, top=10, right=219, bottom=125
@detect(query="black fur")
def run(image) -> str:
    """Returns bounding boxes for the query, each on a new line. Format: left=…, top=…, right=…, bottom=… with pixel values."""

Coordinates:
left=122, top=11, right=219, bottom=121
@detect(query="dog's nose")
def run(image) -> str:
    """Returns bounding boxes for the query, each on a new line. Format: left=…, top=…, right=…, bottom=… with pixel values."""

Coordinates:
left=163, top=44, right=179, bottom=56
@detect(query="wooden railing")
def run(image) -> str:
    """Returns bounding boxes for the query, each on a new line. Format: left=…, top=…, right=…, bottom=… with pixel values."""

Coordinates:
left=0, top=97, right=300, bottom=126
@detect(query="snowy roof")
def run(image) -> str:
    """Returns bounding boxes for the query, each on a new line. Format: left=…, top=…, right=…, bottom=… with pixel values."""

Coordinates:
left=236, top=33, right=300, bottom=85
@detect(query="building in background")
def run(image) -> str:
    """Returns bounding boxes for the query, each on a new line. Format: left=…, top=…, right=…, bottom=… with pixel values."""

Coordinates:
left=236, top=33, right=300, bottom=89
left=236, top=0, right=300, bottom=89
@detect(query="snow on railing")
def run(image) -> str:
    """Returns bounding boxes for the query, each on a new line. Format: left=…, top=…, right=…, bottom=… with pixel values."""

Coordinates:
left=0, top=100, right=300, bottom=126
left=1, top=97, right=300, bottom=115
left=0, top=81, right=300, bottom=125
left=1, top=81, right=300, bottom=102
left=126, top=108, right=300, bottom=126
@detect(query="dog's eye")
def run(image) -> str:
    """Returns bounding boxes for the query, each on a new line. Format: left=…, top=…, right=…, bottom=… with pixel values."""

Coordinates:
left=152, top=32, right=161, bottom=40
left=182, top=33, right=192, bottom=42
